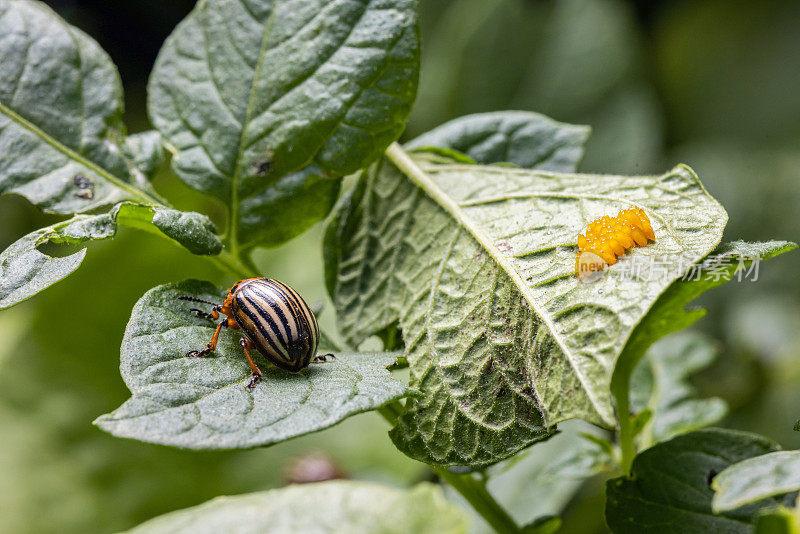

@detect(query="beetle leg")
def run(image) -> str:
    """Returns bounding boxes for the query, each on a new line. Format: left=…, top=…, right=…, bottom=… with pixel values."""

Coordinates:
left=187, top=319, right=228, bottom=358
left=240, top=337, right=263, bottom=389
left=313, top=353, right=336, bottom=363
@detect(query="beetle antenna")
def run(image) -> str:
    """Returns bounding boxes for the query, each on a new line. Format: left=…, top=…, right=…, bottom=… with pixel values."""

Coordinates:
left=178, top=295, right=219, bottom=306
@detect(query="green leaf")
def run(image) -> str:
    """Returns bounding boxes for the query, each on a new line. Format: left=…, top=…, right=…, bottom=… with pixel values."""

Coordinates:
left=124, top=481, right=468, bottom=534
left=148, top=0, right=419, bottom=249
left=406, top=111, right=590, bottom=171
left=0, top=204, right=222, bottom=309
left=605, top=428, right=789, bottom=533
left=795, top=420, right=800, bottom=432
left=612, top=241, right=797, bottom=405
left=325, top=143, right=727, bottom=465
left=630, top=331, right=728, bottom=447
left=712, top=451, right=800, bottom=513
left=238, top=165, right=341, bottom=249
left=755, top=507, right=800, bottom=534
left=0, top=0, right=160, bottom=213
left=581, top=431, right=616, bottom=458
left=95, top=280, right=412, bottom=449
left=0, top=219, right=89, bottom=310
left=121, top=130, right=165, bottom=183
left=535, top=426, right=616, bottom=481
left=146, top=208, right=223, bottom=256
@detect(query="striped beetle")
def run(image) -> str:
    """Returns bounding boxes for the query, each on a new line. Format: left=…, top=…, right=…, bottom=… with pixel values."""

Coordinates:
left=178, top=278, right=331, bottom=389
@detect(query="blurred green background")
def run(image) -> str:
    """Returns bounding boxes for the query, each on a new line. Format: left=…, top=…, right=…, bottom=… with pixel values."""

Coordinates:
left=1, top=0, right=799, bottom=532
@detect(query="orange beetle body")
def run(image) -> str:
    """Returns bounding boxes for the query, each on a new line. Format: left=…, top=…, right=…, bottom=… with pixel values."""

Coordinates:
left=575, top=207, right=655, bottom=278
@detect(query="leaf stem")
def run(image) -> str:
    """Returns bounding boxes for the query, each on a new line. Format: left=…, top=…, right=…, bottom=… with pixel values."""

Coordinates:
left=611, top=357, right=637, bottom=476
left=207, top=250, right=259, bottom=280
left=226, top=206, right=241, bottom=263
left=614, top=384, right=636, bottom=477
left=240, top=251, right=261, bottom=277
left=376, top=401, right=522, bottom=534
left=433, top=467, right=523, bottom=534
left=377, top=400, right=405, bottom=422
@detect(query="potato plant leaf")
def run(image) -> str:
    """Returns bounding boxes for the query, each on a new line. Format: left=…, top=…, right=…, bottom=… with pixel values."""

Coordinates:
left=125, top=481, right=467, bottom=534
left=238, top=165, right=341, bottom=250
left=325, top=144, right=727, bottom=465
left=407, top=111, right=590, bottom=171
left=605, top=429, right=791, bottom=533
left=121, top=130, right=165, bottom=184
left=0, top=0, right=161, bottom=213
left=712, top=452, right=800, bottom=513
left=0, top=204, right=222, bottom=309
left=0, top=219, right=90, bottom=310
left=630, top=332, right=727, bottom=447
left=148, top=0, right=419, bottom=249
left=95, top=280, right=412, bottom=449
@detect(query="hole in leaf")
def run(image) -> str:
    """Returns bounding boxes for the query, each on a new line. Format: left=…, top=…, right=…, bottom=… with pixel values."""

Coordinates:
left=375, top=320, right=403, bottom=351
left=36, top=240, right=83, bottom=258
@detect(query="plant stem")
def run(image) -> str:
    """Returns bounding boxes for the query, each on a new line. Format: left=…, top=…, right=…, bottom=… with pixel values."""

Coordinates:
left=614, top=384, right=636, bottom=477
left=207, top=250, right=259, bottom=280
left=433, top=467, right=523, bottom=534
left=376, top=401, right=522, bottom=534
left=226, top=206, right=241, bottom=265
left=377, top=400, right=404, bottom=422
left=240, top=251, right=261, bottom=277
left=610, top=353, right=637, bottom=476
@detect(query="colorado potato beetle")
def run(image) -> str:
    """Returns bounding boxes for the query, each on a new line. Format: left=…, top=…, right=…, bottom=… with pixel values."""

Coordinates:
left=575, top=207, right=656, bottom=278
left=178, top=278, right=330, bottom=388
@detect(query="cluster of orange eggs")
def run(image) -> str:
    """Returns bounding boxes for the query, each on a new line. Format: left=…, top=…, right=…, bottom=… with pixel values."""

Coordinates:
left=575, top=207, right=656, bottom=278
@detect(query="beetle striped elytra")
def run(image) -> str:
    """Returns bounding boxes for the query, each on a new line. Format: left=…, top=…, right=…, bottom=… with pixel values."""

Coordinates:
left=575, top=207, right=656, bottom=278
left=178, top=277, right=331, bottom=389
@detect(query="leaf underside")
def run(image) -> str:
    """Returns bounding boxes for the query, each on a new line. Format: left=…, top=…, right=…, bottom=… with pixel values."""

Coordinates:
left=630, top=331, right=728, bottom=447
left=325, top=150, right=727, bottom=465
left=125, top=481, right=467, bottom=534
left=95, top=280, right=411, bottom=449
left=713, top=451, right=800, bottom=513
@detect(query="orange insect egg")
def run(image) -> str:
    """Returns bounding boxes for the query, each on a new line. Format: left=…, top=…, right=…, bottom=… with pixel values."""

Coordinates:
left=575, top=207, right=655, bottom=278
